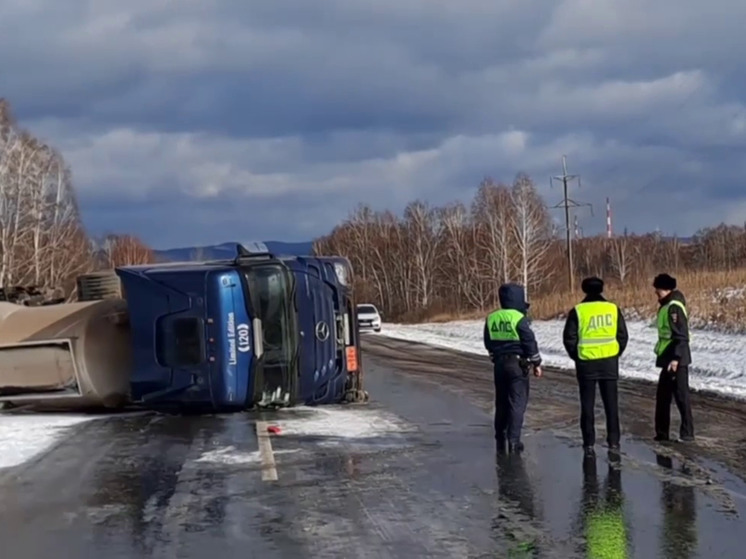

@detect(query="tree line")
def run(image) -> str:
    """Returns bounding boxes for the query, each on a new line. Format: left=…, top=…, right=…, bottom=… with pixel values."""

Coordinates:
left=313, top=175, right=746, bottom=321
left=0, top=99, right=155, bottom=300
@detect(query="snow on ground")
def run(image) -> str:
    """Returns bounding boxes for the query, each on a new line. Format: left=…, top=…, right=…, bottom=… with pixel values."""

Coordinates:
left=196, top=446, right=301, bottom=465
left=0, top=414, right=97, bottom=469
left=271, top=405, right=416, bottom=447
left=197, top=406, right=415, bottom=465
left=711, top=286, right=746, bottom=302
left=378, top=320, right=746, bottom=400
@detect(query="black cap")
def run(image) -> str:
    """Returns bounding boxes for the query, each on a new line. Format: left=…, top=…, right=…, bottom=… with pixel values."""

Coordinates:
left=581, top=276, right=604, bottom=295
left=653, top=273, right=676, bottom=290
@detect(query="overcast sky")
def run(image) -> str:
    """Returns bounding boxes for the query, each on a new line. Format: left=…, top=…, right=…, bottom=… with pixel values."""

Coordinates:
left=3, top=0, right=745, bottom=248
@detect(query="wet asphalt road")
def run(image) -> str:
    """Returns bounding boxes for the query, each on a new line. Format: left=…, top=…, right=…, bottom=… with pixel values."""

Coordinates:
left=0, top=335, right=744, bottom=557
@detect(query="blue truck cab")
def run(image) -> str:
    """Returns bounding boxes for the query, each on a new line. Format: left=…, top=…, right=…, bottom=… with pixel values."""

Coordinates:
left=279, top=254, right=363, bottom=405
left=114, top=242, right=365, bottom=412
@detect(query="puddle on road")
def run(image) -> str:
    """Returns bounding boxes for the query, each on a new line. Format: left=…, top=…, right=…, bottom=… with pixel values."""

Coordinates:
left=485, top=432, right=745, bottom=558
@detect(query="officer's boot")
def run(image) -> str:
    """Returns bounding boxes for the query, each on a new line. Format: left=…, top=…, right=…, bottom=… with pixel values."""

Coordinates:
left=508, top=441, right=524, bottom=453
left=496, top=438, right=507, bottom=455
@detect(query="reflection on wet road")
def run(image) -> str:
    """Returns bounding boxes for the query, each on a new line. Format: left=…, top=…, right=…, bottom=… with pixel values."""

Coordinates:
left=0, top=348, right=743, bottom=557
left=578, top=457, right=627, bottom=558
left=656, top=453, right=698, bottom=558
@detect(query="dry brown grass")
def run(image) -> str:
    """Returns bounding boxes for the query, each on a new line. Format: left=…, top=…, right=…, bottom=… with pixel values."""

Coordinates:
left=416, top=270, right=746, bottom=332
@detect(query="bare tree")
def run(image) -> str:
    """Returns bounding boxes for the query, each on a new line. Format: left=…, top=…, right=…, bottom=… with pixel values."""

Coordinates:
left=368, top=211, right=398, bottom=310
left=438, top=202, right=480, bottom=312
left=608, top=234, right=634, bottom=284
left=312, top=168, right=746, bottom=322
left=0, top=99, right=100, bottom=297
left=471, top=178, right=515, bottom=305
left=103, top=234, right=156, bottom=267
left=403, top=200, right=441, bottom=309
left=509, top=174, right=554, bottom=299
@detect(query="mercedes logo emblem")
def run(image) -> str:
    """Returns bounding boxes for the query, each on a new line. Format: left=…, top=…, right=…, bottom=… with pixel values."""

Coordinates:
left=315, top=321, right=330, bottom=341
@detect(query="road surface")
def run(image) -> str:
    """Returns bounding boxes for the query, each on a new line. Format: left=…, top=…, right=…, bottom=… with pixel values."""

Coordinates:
left=0, top=334, right=743, bottom=558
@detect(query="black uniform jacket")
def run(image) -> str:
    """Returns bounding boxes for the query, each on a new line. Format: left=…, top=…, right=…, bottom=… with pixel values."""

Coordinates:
left=562, top=293, right=629, bottom=380
left=654, top=290, right=692, bottom=369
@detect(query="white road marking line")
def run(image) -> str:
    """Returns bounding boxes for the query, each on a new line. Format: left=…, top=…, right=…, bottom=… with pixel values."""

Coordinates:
left=256, top=421, right=278, bottom=481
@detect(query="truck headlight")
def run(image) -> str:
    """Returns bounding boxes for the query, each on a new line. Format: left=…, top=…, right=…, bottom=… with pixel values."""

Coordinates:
left=333, top=262, right=348, bottom=286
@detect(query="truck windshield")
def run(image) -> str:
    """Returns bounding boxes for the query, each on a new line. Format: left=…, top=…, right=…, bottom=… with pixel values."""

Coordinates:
left=241, top=263, right=297, bottom=374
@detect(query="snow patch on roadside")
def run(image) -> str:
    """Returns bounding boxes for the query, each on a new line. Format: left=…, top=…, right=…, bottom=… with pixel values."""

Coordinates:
left=0, top=414, right=96, bottom=469
left=378, top=319, right=746, bottom=400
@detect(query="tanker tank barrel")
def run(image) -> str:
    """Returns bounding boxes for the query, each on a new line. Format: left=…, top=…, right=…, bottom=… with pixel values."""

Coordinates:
left=0, top=299, right=133, bottom=410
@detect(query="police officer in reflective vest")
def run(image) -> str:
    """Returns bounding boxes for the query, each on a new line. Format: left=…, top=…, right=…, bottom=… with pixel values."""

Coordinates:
left=562, top=277, right=628, bottom=457
left=484, top=283, right=543, bottom=454
left=652, top=273, right=694, bottom=442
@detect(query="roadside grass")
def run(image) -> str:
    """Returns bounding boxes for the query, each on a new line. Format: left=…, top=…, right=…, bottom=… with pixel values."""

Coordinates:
left=404, top=270, right=746, bottom=334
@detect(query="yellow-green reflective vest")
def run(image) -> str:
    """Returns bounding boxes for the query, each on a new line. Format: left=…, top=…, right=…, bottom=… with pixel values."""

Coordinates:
left=585, top=507, right=628, bottom=558
left=654, top=299, right=688, bottom=356
left=575, top=301, right=620, bottom=360
left=486, top=308, right=524, bottom=341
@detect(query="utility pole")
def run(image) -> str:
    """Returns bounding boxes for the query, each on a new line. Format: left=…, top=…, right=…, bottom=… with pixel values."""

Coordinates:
left=550, top=155, right=592, bottom=293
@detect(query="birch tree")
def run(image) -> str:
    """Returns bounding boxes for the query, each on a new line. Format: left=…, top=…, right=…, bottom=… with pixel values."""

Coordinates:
left=438, top=202, right=480, bottom=312
left=403, top=200, right=440, bottom=309
left=0, top=98, right=130, bottom=298
left=509, top=174, right=554, bottom=300
left=608, top=234, right=634, bottom=284
left=471, top=178, right=514, bottom=304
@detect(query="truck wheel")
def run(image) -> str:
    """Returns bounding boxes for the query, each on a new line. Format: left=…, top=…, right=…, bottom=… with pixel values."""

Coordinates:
left=349, top=389, right=368, bottom=403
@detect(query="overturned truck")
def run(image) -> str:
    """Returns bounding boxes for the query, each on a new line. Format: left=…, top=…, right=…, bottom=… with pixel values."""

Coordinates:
left=0, top=243, right=367, bottom=412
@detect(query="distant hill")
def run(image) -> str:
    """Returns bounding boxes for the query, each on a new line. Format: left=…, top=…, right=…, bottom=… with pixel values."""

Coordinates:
left=153, top=241, right=314, bottom=262
left=664, top=236, right=694, bottom=244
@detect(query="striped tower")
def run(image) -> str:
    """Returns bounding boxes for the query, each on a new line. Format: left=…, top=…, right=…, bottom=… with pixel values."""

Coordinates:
left=606, top=197, right=612, bottom=238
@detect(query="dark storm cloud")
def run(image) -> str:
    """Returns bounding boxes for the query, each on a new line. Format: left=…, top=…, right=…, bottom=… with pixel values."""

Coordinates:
left=2, top=0, right=746, bottom=246
left=82, top=184, right=386, bottom=249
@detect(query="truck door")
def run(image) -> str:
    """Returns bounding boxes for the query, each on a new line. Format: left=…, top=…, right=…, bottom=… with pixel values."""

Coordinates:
left=303, top=262, right=339, bottom=402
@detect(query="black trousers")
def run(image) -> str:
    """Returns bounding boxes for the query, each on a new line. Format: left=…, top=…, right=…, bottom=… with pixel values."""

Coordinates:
left=578, top=378, right=620, bottom=447
left=655, top=366, right=694, bottom=439
left=494, top=357, right=529, bottom=444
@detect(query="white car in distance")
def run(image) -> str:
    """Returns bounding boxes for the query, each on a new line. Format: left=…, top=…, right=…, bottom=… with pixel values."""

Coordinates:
left=356, top=303, right=382, bottom=333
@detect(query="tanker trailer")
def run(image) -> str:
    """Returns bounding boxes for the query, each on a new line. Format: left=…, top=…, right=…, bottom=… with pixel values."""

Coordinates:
left=0, top=298, right=132, bottom=410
